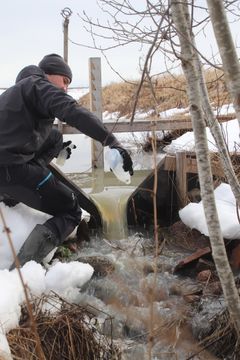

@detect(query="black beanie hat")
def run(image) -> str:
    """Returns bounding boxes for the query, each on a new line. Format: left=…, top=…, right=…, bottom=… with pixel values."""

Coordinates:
left=38, top=54, right=72, bottom=83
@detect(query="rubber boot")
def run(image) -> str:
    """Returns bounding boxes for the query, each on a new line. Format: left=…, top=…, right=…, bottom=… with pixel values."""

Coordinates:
left=76, top=219, right=90, bottom=243
left=9, top=224, right=58, bottom=270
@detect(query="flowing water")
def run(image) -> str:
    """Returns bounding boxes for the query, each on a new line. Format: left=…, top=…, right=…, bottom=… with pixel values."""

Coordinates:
left=67, top=171, right=220, bottom=360
left=91, top=187, right=134, bottom=240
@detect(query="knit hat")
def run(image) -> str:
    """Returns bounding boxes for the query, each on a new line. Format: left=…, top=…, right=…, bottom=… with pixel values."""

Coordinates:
left=38, top=54, right=72, bottom=83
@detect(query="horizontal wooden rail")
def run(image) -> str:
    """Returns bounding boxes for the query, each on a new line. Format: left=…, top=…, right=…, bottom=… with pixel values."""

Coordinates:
left=164, top=154, right=225, bottom=178
left=54, top=114, right=235, bottom=134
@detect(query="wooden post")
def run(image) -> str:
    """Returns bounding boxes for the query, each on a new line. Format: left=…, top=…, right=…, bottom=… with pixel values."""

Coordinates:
left=61, top=7, right=72, bottom=62
left=89, top=57, right=104, bottom=169
left=63, top=17, right=69, bottom=63
left=89, top=57, right=104, bottom=192
left=176, top=151, right=188, bottom=208
left=59, top=7, right=72, bottom=132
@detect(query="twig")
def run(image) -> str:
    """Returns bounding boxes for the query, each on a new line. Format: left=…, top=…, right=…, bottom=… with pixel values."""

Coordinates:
left=0, top=207, right=46, bottom=360
left=102, top=238, right=125, bottom=250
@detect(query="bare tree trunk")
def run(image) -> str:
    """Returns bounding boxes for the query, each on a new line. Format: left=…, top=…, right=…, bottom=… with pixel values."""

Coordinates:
left=207, top=0, right=240, bottom=129
left=197, top=66, right=240, bottom=204
left=171, top=0, right=240, bottom=335
left=183, top=9, right=240, bottom=205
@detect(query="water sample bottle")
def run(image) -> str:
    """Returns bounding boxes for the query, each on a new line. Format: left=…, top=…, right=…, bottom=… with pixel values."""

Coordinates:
left=105, top=148, right=131, bottom=184
left=56, top=143, right=74, bottom=167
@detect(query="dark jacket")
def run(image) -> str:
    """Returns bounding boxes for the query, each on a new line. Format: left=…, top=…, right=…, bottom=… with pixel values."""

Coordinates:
left=0, top=65, right=117, bottom=165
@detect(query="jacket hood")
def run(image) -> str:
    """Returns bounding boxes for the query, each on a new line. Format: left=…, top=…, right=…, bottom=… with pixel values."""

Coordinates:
left=15, top=65, right=45, bottom=83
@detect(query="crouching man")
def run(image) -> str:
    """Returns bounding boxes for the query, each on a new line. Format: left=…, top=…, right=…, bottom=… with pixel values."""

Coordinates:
left=0, top=54, right=133, bottom=270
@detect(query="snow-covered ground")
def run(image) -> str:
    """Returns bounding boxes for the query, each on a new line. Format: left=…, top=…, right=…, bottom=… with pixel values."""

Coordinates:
left=67, top=87, right=89, bottom=100
left=180, top=182, right=240, bottom=239
left=0, top=87, right=89, bottom=99
left=164, top=118, right=239, bottom=154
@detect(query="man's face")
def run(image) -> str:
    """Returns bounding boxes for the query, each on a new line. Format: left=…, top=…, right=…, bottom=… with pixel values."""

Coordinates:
left=47, top=74, right=70, bottom=92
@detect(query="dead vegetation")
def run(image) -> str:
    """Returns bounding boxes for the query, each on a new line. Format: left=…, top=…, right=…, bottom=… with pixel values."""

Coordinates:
left=7, top=293, right=120, bottom=360
left=196, top=307, right=240, bottom=359
left=80, top=69, right=231, bottom=118
left=209, top=151, right=240, bottom=181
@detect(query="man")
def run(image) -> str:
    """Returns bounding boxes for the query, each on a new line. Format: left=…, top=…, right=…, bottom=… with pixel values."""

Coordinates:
left=0, top=54, right=133, bottom=270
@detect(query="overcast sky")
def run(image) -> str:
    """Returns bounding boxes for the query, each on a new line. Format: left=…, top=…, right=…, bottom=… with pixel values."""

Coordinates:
left=0, top=0, right=145, bottom=88
left=0, top=1, right=240, bottom=88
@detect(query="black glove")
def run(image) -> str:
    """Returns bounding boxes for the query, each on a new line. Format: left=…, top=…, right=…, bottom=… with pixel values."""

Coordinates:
left=62, top=140, right=76, bottom=159
left=110, top=145, right=134, bottom=176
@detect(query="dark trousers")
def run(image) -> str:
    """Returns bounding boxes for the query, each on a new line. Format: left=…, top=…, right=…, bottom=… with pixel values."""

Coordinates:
left=0, top=129, right=82, bottom=244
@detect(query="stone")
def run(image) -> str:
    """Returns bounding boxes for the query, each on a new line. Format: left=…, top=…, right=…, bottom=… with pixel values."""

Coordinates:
left=229, top=243, right=240, bottom=271
left=210, top=281, right=222, bottom=296
left=183, top=294, right=201, bottom=303
left=77, top=255, right=115, bottom=277
left=187, top=187, right=201, bottom=203
left=168, top=220, right=210, bottom=251
left=197, top=270, right=212, bottom=282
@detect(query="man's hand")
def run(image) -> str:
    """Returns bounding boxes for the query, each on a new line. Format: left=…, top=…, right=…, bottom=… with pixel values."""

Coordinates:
left=110, top=145, right=134, bottom=176
left=62, top=140, right=76, bottom=159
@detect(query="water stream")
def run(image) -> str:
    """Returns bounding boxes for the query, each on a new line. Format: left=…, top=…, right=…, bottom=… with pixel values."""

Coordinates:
left=67, top=171, right=219, bottom=360
left=90, top=187, right=134, bottom=240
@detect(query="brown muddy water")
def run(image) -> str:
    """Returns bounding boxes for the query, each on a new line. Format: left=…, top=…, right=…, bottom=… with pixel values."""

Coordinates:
left=67, top=171, right=222, bottom=360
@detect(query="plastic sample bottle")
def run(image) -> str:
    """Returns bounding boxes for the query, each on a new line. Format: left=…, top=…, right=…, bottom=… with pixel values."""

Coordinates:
left=105, top=148, right=131, bottom=184
left=56, top=144, right=75, bottom=166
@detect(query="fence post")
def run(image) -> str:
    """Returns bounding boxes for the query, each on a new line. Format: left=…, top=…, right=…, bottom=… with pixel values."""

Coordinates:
left=89, top=57, right=104, bottom=169
left=176, top=151, right=188, bottom=208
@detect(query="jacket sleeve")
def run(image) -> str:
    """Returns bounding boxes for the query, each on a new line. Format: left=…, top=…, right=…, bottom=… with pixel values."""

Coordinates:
left=29, top=79, right=120, bottom=147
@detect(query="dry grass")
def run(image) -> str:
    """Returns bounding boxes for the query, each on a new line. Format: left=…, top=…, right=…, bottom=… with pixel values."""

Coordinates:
left=210, top=151, right=240, bottom=182
left=196, top=308, right=240, bottom=359
left=80, top=68, right=231, bottom=117
left=7, top=293, right=120, bottom=360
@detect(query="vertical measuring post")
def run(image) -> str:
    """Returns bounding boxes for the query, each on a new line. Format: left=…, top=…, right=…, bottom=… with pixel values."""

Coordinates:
left=59, top=7, right=72, bottom=132
left=89, top=57, right=104, bottom=169
left=63, top=17, right=69, bottom=63
left=61, top=7, right=72, bottom=62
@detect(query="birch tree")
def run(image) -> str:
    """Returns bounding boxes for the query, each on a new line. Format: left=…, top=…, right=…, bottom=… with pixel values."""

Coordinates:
left=200, top=0, right=240, bottom=205
left=180, top=3, right=240, bottom=206
left=207, top=0, right=240, bottom=129
left=196, top=64, right=240, bottom=205
left=171, top=0, right=240, bottom=335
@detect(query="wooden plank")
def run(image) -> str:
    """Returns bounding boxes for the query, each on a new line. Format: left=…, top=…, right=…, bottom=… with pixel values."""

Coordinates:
left=176, top=152, right=188, bottom=208
left=164, top=154, right=225, bottom=178
left=105, top=119, right=193, bottom=132
left=53, top=120, right=190, bottom=133
left=48, top=163, right=102, bottom=228
left=164, top=155, right=197, bottom=173
left=186, top=155, right=199, bottom=174
left=174, top=247, right=212, bottom=273
left=164, top=155, right=176, bottom=171
left=55, top=114, right=235, bottom=134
